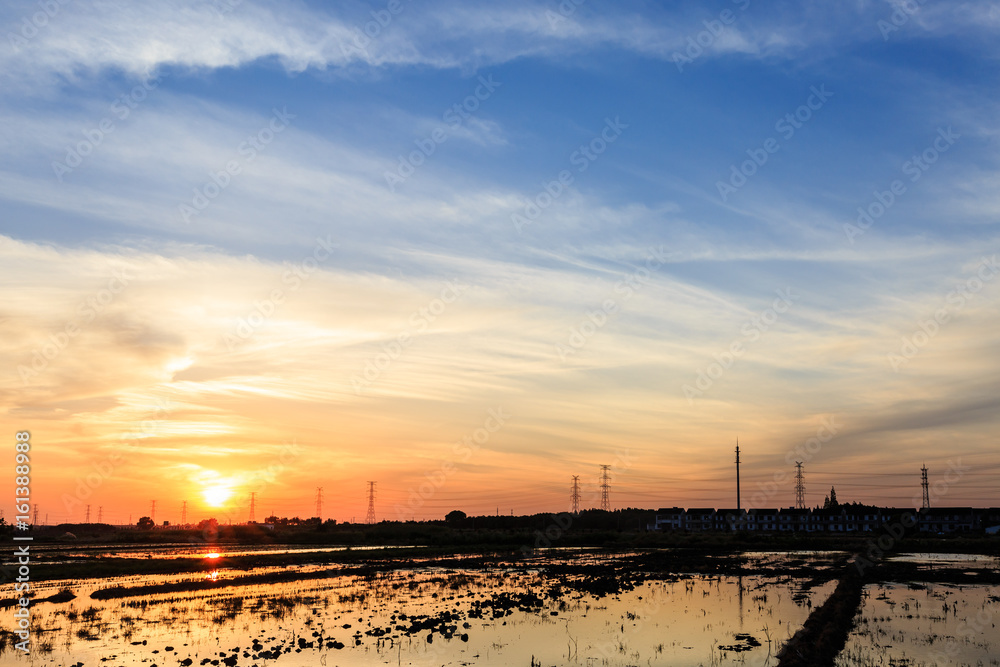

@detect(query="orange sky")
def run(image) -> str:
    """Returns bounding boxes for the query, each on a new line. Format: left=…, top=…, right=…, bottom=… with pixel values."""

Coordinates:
left=4, top=237, right=998, bottom=525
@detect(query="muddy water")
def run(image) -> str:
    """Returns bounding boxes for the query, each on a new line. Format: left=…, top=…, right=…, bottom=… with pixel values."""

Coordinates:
left=3, top=561, right=835, bottom=666
left=835, top=581, right=1000, bottom=666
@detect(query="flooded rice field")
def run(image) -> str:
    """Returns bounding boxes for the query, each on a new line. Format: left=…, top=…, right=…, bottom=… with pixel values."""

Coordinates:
left=836, top=581, right=1000, bottom=667
left=1, top=550, right=843, bottom=667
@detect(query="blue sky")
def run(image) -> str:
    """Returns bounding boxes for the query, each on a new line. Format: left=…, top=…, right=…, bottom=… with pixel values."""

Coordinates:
left=2, top=0, right=999, bottom=522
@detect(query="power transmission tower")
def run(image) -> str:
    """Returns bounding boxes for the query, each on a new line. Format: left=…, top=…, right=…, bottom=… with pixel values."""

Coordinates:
left=366, top=481, right=377, bottom=524
left=599, top=465, right=611, bottom=511
left=85, top=505, right=91, bottom=523
left=794, top=462, right=806, bottom=509
left=181, top=501, right=187, bottom=525
left=97, top=506, right=103, bottom=523
left=249, top=492, right=256, bottom=523
left=571, top=475, right=580, bottom=515
left=921, top=465, right=930, bottom=509
left=315, top=487, right=323, bottom=520
left=151, top=500, right=156, bottom=524
left=735, top=440, right=742, bottom=511
left=32, top=504, right=39, bottom=526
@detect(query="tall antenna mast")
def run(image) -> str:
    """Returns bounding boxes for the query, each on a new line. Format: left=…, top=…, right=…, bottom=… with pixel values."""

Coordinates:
left=735, top=440, right=741, bottom=511
left=315, top=487, right=323, bottom=520
left=249, top=492, right=256, bottom=523
left=921, top=465, right=930, bottom=509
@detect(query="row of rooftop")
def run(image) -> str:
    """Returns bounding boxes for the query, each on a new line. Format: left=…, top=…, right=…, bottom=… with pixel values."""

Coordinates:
left=650, top=506, right=1000, bottom=534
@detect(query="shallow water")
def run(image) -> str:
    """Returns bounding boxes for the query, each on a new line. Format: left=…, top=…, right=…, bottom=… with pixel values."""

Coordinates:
left=889, top=552, right=1000, bottom=568
left=836, top=581, right=1000, bottom=666
left=4, top=556, right=836, bottom=666
left=29, top=543, right=413, bottom=565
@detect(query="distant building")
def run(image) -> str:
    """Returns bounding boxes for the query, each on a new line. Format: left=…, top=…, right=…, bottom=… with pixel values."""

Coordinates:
left=685, top=508, right=715, bottom=532
left=917, top=507, right=975, bottom=533
left=648, top=505, right=991, bottom=534
left=650, top=507, right=685, bottom=531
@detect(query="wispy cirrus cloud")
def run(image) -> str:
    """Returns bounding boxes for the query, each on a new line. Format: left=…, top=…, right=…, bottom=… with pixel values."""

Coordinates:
left=8, top=0, right=998, bottom=93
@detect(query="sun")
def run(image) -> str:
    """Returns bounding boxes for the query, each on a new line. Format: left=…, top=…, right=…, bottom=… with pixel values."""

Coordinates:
left=203, top=485, right=234, bottom=507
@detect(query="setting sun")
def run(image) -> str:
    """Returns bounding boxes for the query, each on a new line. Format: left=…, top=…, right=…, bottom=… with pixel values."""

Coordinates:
left=203, top=485, right=234, bottom=508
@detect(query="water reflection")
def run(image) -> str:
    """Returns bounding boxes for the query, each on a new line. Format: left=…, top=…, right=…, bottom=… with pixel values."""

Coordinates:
left=0, top=556, right=836, bottom=667
left=836, top=580, right=1000, bottom=665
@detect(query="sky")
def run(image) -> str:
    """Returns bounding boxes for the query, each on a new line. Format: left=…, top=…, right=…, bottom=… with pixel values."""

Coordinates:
left=2, top=0, right=999, bottom=526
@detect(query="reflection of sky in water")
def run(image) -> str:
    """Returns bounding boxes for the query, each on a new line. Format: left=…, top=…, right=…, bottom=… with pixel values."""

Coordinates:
left=29, top=543, right=411, bottom=564
left=889, top=552, right=1000, bottom=567
left=837, top=581, right=1000, bottom=666
left=4, top=566, right=836, bottom=666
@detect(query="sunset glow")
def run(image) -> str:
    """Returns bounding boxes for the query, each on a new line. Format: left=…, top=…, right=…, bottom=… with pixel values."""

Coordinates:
left=203, top=486, right=235, bottom=509
left=2, top=1, right=998, bottom=528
